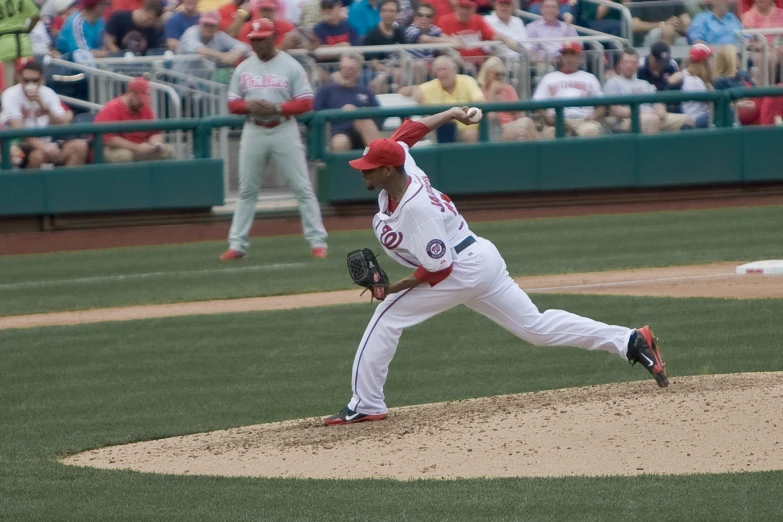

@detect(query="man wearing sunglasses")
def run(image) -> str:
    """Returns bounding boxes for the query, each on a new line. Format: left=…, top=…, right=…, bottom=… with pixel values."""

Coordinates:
left=405, top=2, right=461, bottom=60
left=0, top=60, right=88, bottom=169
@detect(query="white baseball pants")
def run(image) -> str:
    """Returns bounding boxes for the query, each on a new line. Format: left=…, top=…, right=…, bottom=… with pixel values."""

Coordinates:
left=347, top=237, right=634, bottom=415
left=228, top=120, right=327, bottom=253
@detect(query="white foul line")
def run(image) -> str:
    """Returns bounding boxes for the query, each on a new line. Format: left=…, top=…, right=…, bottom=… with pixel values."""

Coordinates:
left=0, top=263, right=307, bottom=290
left=524, top=273, right=736, bottom=292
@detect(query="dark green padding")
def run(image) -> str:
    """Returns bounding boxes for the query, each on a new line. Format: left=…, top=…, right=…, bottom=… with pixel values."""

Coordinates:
left=538, top=135, right=636, bottom=190
left=0, top=172, right=45, bottom=216
left=1, top=159, right=224, bottom=215
left=636, top=129, right=742, bottom=186
left=742, top=126, right=783, bottom=182
left=438, top=141, right=538, bottom=194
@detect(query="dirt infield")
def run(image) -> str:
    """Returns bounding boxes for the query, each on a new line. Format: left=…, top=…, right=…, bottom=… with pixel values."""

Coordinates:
left=61, top=372, right=783, bottom=479
left=2, top=262, right=781, bottom=331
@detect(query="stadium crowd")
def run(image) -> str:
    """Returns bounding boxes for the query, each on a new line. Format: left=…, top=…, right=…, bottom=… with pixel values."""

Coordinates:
left=2, top=0, right=783, bottom=167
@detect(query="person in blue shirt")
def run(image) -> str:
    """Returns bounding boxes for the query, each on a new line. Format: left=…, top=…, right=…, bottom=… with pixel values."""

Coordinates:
left=347, top=0, right=380, bottom=37
left=687, top=0, right=742, bottom=45
left=165, top=0, right=201, bottom=51
left=313, top=0, right=361, bottom=46
left=313, top=53, right=384, bottom=151
left=56, top=0, right=110, bottom=57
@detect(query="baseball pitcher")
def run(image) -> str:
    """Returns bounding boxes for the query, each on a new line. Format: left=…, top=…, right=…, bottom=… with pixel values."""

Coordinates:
left=324, top=107, right=670, bottom=425
left=221, top=18, right=328, bottom=261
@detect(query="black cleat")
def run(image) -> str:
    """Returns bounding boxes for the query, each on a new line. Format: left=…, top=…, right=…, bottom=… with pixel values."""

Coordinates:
left=627, top=326, right=670, bottom=388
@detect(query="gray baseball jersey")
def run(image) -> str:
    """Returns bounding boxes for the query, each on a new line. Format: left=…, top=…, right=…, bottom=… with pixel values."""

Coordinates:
left=228, top=52, right=313, bottom=115
left=603, top=76, right=656, bottom=112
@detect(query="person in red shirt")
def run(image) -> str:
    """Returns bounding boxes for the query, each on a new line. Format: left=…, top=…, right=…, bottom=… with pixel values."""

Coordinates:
left=437, top=0, right=517, bottom=61
left=93, top=77, right=175, bottom=162
left=758, top=85, right=783, bottom=125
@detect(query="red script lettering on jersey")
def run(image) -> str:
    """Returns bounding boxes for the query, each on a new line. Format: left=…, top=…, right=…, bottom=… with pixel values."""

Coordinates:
left=240, top=73, right=290, bottom=91
left=380, top=225, right=404, bottom=250
left=424, top=183, right=457, bottom=216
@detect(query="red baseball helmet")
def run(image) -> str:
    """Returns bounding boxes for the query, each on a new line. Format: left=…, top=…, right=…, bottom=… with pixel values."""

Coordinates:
left=247, top=18, right=276, bottom=39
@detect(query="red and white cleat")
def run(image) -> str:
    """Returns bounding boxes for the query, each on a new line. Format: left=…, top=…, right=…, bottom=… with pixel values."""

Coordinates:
left=219, top=249, right=245, bottom=261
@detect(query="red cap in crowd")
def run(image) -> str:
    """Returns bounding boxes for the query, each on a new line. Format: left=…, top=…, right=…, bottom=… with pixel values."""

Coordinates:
left=247, top=18, right=276, bottom=39
left=199, top=10, right=221, bottom=25
left=561, top=40, right=583, bottom=54
left=127, top=77, right=151, bottom=105
left=15, top=57, right=35, bottom=73
left=496, top=0, right=514, bottom=4
left=689, top=43, right=713, bottom=63
left=349, top=139, right=406, bottom=170
left=258, top=0, right=278, bottom=9
left=457, top=0, right=476, bottom=7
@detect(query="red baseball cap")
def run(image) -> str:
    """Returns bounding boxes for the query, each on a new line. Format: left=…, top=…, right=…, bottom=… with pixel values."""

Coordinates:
left=257, top=0, right=278, bottom=8
left=349, top=139, right=405, bottom=170
left=561, top=40, right=582, bottom=53
left=457, top=0, right=476, bottom=6
left=199, top=10, right=220, bottom=25
left=247, top=18, right=276, bottom=39
left=496, top=0, right=514, bottom=4
left=689, top=43, right=713, bottom=63
left=127, top=77, right=151, bottom=105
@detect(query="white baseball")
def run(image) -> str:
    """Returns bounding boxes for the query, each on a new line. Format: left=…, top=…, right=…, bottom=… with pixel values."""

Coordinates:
left=466, top=107, right=483, bottom=123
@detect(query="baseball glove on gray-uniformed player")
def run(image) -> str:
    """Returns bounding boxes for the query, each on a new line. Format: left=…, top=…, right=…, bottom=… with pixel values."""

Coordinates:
left=347, top=248, right=389, bottom=301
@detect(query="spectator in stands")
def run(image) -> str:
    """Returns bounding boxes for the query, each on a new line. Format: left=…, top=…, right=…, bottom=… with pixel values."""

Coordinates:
left=165, top=0, right=201, bottom=50
left=313, top=0, right=359, bottom=46
left=603, top=48, right=689, bottom=134
left=743, top=0, right=783, bottom=83
left=528, top=0, right=575, bottom=21
left=1, top=61, right=88, bottom=168
left=430, top=0, right=453, bottom=22
left=742, top=0, right=783, bottom=14
left=667, top=43, right=713, bottom=128
left=437, top=0, right=519, bottom=62
left=94, top=77, right=175, bottom=162
left=219, top=0, right=252, bottom=36
left=477, top=57, right=539, bottom=141
left=743, top=0, right=783, bottom=32
left=299, top=0, right=325, bottom=29
left=404, top=55, right=485, bottom=142
left=758, top=85, right=783, bottom=124
left=630, top=0, right=691, bottom=47
left=176, top=10, right=250, bottom=64
left=236, top=1, right=304, bottom=49
left=577, top=0, right=623, bottom=37
left=0, top=0, right=39, bottom=89
left=106, top=0, right=164, bottom=54
left=347, top=0, right=380, bottom=37
left=314, top=53, right=382, bottom=151
left=406, top=2, right=457, bottom=57
left=363, top=0, right=407, bottom=94
left=484, top=0, right=530, bottom=55
left=533, top=41, right=604, bottom=138
left=687, top=0, right=742, bottom=45
left=713, top=44, right=760, bottom=125
left=57, top=0, right=111, bottom=58
left=637, top=41, right=679, bottom=92
left=526, top=0, right=578, bottom=59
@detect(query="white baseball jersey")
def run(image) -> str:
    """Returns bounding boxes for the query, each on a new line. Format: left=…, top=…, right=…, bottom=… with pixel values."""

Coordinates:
left=533, top=70, right=603, bottom=119
left=372, top=142, right=474, bottom=274
left=602, top=75, right=656, bottom=112
left=0, top=84, right=66, bottom=130
left=228, top=51, right=313, bottom=123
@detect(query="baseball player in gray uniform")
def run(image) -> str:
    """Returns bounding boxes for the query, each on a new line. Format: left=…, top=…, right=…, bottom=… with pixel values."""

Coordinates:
left=221, top=18, right=328, bottom=261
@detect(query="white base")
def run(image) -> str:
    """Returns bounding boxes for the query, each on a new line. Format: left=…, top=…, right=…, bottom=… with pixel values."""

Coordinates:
left=735, top=260, right=783, bottom=274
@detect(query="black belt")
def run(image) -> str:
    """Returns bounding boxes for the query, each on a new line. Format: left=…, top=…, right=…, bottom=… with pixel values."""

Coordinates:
left=454, top=236, right=476, bottom=255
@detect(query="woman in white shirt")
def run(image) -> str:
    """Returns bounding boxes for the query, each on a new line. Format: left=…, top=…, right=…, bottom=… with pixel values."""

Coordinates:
left=669, top=43, right=714, bottom=128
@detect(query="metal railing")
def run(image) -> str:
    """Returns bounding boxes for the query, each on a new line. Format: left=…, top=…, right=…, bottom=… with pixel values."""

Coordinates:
left=305, top=89, right=753, bottom=159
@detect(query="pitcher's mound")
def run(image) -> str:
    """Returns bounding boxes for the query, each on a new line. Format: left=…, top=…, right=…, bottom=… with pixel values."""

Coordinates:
left=62, top=372, right=783, bottom=480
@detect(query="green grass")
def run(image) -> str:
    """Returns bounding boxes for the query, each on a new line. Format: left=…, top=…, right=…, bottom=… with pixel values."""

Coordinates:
left=1, top=204, right=782, bottom=315
left=2, top=295, right=782, bottom=521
